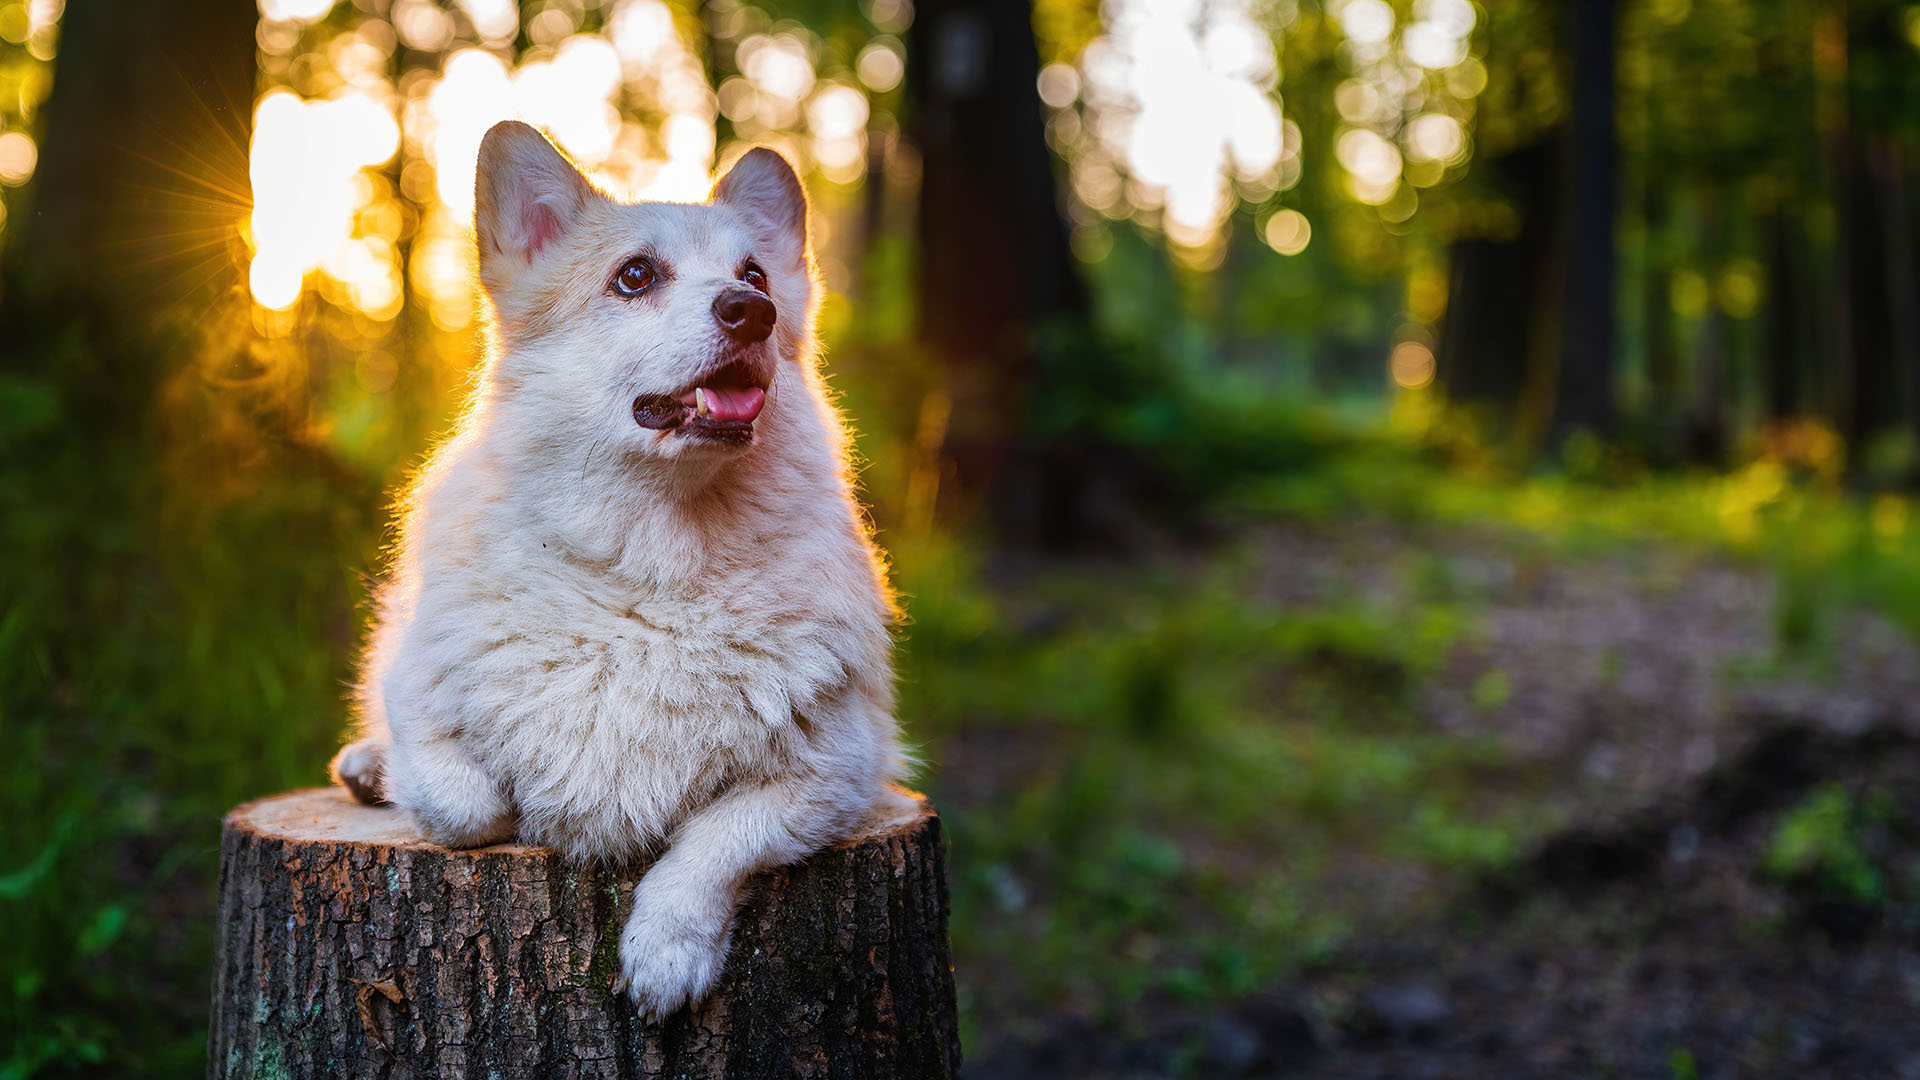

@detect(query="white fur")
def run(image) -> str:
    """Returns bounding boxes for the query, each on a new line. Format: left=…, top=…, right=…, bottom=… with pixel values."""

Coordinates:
left=330, top=123, right=914, bottom=1019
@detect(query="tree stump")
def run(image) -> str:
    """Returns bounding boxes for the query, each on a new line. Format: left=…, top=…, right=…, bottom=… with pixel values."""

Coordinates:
left=208, top=788, right=960, bottom=1079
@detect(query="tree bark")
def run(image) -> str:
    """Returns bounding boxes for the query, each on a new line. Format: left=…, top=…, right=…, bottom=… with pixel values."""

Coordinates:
left=1832, top=133, right=1909, bottom=457
left=1437, top=141, right=1557, bottom=416
left=906, top=0, right=1086, bottom=529
left=1550, top=0, right=1620, bottom=444
left=11, top=0, right=256, bottom=309
left=1762, top=207, right=1807, bottom=422
left=208, top=788, right=961, bottom=1079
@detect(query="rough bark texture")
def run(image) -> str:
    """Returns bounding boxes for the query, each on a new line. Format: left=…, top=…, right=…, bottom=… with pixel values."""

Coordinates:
left=208, top=788, right=960, bottom=1079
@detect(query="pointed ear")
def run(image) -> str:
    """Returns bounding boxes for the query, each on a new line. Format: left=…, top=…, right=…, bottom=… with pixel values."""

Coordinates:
left=474, top=121, right=598, bottom=277
left=711, top=147, right=809, bottom=266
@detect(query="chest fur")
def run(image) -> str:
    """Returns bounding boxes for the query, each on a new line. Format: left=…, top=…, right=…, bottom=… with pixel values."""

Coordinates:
left=385, top=570, right=861, bottom=859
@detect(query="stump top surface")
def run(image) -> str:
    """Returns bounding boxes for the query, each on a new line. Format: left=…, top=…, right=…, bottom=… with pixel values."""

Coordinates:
left=226, top=786, right=935, bottom=855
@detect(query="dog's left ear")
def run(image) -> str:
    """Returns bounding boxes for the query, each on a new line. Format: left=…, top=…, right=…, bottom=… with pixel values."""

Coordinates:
left=711, top=148, right=809, bottom=268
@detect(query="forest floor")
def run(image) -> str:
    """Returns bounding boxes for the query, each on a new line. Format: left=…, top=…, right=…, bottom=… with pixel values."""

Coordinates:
left=21, top=400, right=1920, bottom=1078
left=931, top=509, right=1920, bottom=1079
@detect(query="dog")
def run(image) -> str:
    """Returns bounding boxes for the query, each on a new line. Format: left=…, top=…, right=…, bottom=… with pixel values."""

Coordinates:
left=329, top=120, right=915, bottom=1019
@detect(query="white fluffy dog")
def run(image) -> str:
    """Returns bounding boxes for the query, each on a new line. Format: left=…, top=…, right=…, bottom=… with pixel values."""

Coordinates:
left=330, top=120, right=914, bottom=1019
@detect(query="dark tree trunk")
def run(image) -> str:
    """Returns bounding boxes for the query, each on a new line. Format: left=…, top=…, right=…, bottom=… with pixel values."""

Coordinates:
left=1689, top=293, right=1729, bottom=464
left=1643, top=184, right=1680, bottom=424
left=1551, top=0, right=1620, bottom=443
left=1876, top=144, right=1920, bottom=459
left=906, top=0, right=1086, bottom=527
left=1439, top=240, right=1528, bottom=411
left=1762, top=209, right=1809, bottom=421
left=209, top=788, right=962, bottom=1079
left=1839, top=135, right=1904, bottom=455
left=10, top=0, right=255, bottom=312
left=1437, top=141, right=1558, bottom=420
left=1684, top=200, right=1729, bottom=463
left=1833, top=2, right=1920, bottom=467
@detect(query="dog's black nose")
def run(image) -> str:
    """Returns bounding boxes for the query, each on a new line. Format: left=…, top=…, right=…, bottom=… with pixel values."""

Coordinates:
left=713, top=288, right=776, bottom=344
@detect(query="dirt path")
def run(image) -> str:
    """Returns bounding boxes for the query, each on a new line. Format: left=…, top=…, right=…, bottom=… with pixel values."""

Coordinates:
left=950, top=518, right=1920, bottom=1078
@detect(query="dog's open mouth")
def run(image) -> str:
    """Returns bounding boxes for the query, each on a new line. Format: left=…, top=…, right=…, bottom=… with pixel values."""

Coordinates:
left=632, top=360, right=770, bottom=441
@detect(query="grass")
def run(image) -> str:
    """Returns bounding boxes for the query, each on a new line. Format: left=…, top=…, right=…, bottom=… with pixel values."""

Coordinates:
left=9, top=339, right=1920, bottom=1073
left=890, top=529, right=1530, bottom=1039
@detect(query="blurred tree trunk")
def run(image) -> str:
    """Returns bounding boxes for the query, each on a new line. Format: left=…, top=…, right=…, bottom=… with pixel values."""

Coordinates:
left=1762, top=209, right=1808, bottom=422
left=1686, top=200, right=1728, bottom=462
left=11, top=0, right=255, bottom=316
left=1, top=0, right=257, bottom=508
left=1550, top=0, right=1619, bottom=444
left=1641, top=180, right=1679, bottom=426
left=1878, top=144, right=1920, bottom=461
left=1832, top=3, right=1920, bottom=470
left=906, top=0, right=1087, bottom=539
left=1838, top=137, right=1903, bottom=457
left=1437, top=141, right=1557, bottom=422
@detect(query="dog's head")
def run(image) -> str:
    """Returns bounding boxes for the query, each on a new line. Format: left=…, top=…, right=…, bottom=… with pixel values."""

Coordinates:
left=473, top=121, right=813, bottom=467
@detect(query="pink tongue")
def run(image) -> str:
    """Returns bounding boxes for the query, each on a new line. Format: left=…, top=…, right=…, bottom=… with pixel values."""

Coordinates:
left=696, top=385, right=765, bottom=422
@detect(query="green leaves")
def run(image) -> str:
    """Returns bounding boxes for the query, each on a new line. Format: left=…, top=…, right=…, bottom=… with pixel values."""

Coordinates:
left=1761, top=783, right=1887, bottom=904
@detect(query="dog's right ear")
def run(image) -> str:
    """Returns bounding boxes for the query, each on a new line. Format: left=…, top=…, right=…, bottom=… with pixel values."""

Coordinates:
left=474, top=121, right=597, bottom=286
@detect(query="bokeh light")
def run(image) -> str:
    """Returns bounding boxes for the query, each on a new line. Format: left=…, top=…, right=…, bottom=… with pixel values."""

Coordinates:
left=247, top=89, right=400, bottom=313
left=1262, top=208, right=1311, bottom=256
left=1389, top=340, right=1436, bottom=389
left=0, top=130, right=35, bottom=185
left=856, top=38, right=904, bottom=93
left=1054, top=0, right=1288, bottom=261
left=1325, top=0, right=1479, bottom=218
left=246, top=0, right=739, bottom=322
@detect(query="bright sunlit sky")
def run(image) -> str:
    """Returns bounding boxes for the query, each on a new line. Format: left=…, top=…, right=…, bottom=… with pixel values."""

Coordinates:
left=228, top=0, right=1488, bottom=327
left=0, top=0, right=1489, bottom=355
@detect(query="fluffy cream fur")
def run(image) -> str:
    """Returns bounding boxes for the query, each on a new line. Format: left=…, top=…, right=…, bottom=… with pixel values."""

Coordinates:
left=329, top=121, right=913, bottom=1019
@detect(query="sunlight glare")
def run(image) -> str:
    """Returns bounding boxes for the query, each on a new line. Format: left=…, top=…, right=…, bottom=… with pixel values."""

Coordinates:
left=426, top=49, right=516, bottom=216
left=257, top=0, right=335, bottom=24
left=515, top=36, right=625, bottom=167
left=739, top=33, right=817, bottom=104
left=0, top=130, right=36, bottom=185
left=454, top=0, right=518, bottom=46
left=248, top=89, right=401, bottom=312
left=1338, top=0, right=1396, bottom=46
left=807, top=82, right=869, bottom=183
left=392, top=0, right=455, bottom=52
left=609, top=0, right=676, bottom=62
left=1068, top=0, right=1285, bottom=253
left=1403, top=113, right=1466, bottom=165
left=1404, top=21, right=1469, bottom=69
left=1336, top=127, right=1401, bottom=204
left=858, top=39, right=906, bottom=93
left=1390, top=341, right=1436, bottom=389
left=1262, top=209, right=1310, bottom=256
left=1035, top=62, right=1078, bottom=108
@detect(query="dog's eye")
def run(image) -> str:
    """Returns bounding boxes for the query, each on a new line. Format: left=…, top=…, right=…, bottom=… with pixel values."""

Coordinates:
left=612, top=258, right=657, bottom=298
left=739, top=262, right=768, bottom=294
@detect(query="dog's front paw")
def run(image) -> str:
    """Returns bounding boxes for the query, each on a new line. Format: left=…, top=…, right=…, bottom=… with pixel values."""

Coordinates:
left=616, top=905, right=728, bottom=1021
left=331, top=738, right=389, bottom=805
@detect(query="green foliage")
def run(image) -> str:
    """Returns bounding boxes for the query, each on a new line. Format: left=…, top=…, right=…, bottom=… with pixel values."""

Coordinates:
left=5, top=0, right=1920, bottom=1071
left=0, top=316, right=382, bottom=1076
left=893, top=515, right=1539, bottom=1019
left=1470, top=668, right=1513, bottom=711
left=1762, top=784, right=1885, bottom=903
left=1025, top=319, right=1356, bottom=506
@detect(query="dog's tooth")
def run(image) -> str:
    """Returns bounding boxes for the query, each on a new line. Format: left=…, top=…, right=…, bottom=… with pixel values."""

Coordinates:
left=695, top=388, right=710, bottom=417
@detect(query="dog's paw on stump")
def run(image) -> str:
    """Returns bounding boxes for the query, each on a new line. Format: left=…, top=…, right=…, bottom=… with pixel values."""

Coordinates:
left=208, top=787, right=961, bottom=1079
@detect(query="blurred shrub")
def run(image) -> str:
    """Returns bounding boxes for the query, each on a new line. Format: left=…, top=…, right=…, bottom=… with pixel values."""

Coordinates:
left=1024, top=321, right=1353, bottom=511
left=1761, top=784, right=1888, bottom=905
